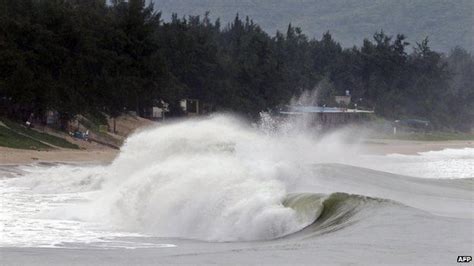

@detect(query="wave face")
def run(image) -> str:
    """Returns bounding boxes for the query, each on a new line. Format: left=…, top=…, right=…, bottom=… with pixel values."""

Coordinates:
left=282, top=192, right=392, bottom=238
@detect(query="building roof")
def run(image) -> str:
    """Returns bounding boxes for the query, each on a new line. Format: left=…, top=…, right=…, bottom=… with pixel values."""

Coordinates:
left=280, top=106, right=374, bottom=115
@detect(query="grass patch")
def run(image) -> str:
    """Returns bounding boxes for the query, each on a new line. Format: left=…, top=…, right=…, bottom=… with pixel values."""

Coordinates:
left=1, top=119, right=79, bottom=149
left=0, top=125, right=51, bottom=150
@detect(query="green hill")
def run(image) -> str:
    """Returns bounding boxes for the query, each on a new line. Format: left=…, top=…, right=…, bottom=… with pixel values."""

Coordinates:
left=153, top=0, right=473, bottom=52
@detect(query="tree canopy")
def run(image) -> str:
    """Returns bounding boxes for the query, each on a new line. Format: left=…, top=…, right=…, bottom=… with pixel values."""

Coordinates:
left=0, top=0, right=472, bottom=130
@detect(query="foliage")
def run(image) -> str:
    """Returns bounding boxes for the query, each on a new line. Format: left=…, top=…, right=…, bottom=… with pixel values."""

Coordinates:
left=0, top=0, right=472, bottom=130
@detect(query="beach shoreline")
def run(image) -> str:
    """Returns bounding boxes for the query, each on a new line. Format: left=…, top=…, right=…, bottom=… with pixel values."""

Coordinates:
left=1, top=139, right=473, bottom=165
left=360, top=139, right=474, bottom=155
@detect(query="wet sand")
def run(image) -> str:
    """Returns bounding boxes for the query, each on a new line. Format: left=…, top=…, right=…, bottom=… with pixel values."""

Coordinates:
left=361, top=139, right=474, bottom=155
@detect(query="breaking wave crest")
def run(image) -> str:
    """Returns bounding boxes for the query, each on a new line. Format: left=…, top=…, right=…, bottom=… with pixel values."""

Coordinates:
left=33, top=114, right=365, bottom=242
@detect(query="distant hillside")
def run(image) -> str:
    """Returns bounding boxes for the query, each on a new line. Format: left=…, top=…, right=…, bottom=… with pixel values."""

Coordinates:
left=153, top=0, right=473, bottom=53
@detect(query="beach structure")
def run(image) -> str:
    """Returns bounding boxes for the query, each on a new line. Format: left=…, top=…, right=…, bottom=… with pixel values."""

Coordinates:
left=180, top=99, right=214, bottom=116
left=180, top=99, right=200, bottom=116
left=45, top=110, right=59, bottom=126
left=141, top=100, right=170, bottom=121
left=334, top=90, right=352, bottom=106
left=142, top=107, right=164, bottom=120
left=279, top=105, right=374, bottom=127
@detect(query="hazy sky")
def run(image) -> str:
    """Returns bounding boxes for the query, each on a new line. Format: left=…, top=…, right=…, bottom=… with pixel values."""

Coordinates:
left=150, top=0, right=473, bottom=52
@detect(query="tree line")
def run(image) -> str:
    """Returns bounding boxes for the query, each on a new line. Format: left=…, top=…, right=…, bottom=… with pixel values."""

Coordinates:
left=0, top=0, right=472, bottom=131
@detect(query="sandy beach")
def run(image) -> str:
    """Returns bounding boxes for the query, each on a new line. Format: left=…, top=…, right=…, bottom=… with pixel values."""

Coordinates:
left=0, top=146, right=119, bottom=165
left=1, top=138, right=473, bottom=165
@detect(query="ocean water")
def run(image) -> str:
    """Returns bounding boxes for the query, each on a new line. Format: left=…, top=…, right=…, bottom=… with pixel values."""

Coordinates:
left=0, top=115, right=472, bottom=265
